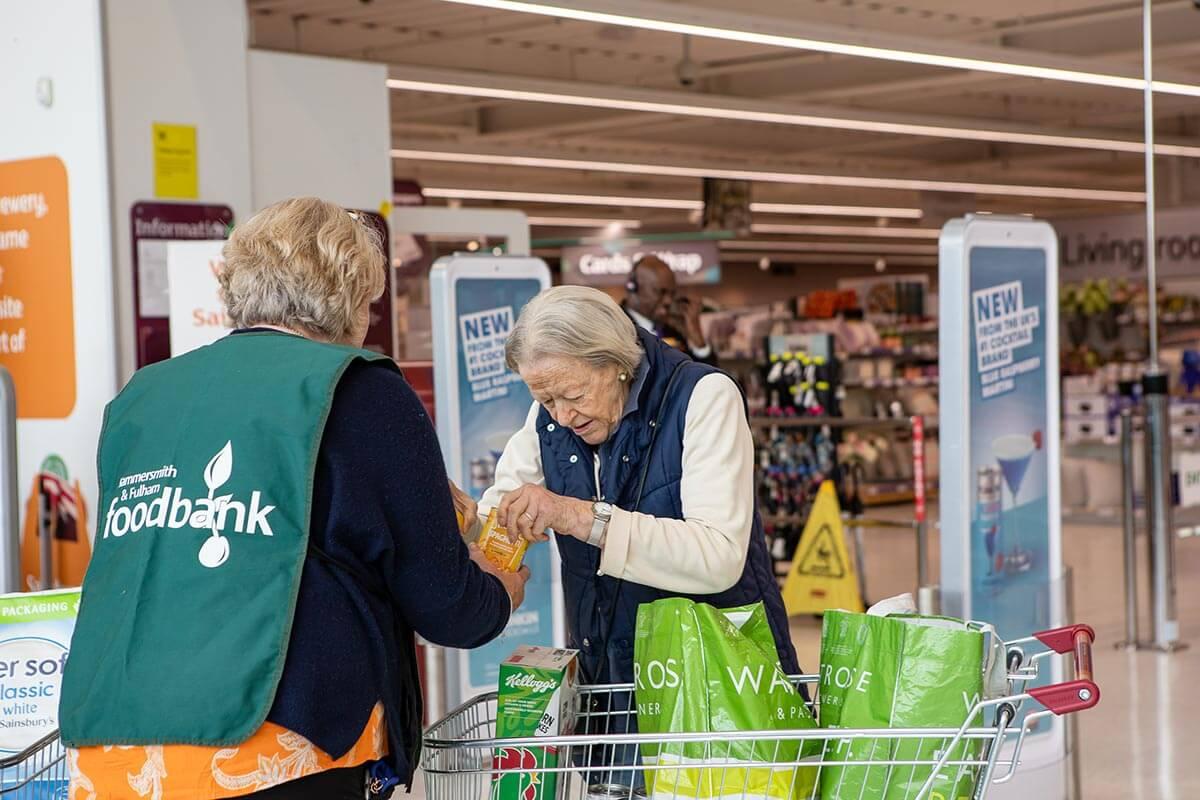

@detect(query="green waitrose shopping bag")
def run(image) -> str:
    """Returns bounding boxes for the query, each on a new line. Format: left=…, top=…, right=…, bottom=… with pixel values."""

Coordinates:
left=635, top=598, right=819, bottom=800
left=817, top=611, right=986, bottom=800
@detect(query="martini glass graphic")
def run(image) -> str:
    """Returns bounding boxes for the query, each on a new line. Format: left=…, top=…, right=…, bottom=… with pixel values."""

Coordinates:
left=992, top=433, right=1036, bottom=573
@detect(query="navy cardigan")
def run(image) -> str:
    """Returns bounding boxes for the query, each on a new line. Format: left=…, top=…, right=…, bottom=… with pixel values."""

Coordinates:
left=251, top=332, right=509, bottom=782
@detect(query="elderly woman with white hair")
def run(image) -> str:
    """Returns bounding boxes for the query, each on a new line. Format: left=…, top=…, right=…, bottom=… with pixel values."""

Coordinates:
left=459, top=285, right=798, bottom=689
left=61, top=197, right=527, bottom=800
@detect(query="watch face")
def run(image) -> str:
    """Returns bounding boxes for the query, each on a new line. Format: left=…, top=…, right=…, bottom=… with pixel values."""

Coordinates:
left=594, top=502, right=614, bottom=519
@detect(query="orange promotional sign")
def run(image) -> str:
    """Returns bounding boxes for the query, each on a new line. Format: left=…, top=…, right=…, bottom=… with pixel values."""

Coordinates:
left=0, top=156, right=76, bottom=418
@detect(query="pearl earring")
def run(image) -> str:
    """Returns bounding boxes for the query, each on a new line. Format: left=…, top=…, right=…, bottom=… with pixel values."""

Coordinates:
left=618, top=372, right=629, bottom=382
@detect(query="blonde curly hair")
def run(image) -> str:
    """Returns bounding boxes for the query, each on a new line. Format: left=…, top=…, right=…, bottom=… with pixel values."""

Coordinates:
left=220, top=197, right=385, bottom=342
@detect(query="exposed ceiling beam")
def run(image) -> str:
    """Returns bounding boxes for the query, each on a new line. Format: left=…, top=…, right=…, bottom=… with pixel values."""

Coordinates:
left=435, top=0, right=1200, bottom=94
left=387, top=64, right=1200, bottom=156
left=648, top=3, right=1196, bottom=84
left=390, top=141, right=1148, bottom=201
left=332, top=17, right=563, bottom=59
left=989, top=1, right=1193, bottom=39
left=395, top=97, right=496, bottom=120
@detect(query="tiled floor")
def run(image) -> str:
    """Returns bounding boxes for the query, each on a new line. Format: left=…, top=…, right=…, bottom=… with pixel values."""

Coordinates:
left=784, top=505, right=1200, bottom=798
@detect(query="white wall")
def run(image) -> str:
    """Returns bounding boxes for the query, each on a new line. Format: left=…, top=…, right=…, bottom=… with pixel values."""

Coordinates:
left=0, top=1, right=118, bottom=570
left=104, top=0, right=255, bottom=383
left=248, top=50, right=392, bottom=211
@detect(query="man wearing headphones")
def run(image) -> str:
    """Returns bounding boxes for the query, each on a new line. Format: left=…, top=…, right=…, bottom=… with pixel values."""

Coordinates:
left=623, top=255, right=717, bottom=366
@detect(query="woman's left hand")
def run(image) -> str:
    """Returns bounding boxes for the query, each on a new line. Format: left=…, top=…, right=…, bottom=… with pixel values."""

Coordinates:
left=448, top=480, right=477, bottom=535
left=498, top=484, right=593, bottom=543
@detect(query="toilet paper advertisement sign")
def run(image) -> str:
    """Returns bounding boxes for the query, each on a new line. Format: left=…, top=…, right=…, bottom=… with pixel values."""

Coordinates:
left=0, top=588, right=79, bottom=753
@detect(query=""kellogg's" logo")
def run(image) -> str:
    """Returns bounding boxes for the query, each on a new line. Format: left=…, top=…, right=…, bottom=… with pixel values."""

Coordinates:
left=504, top=673, right=557, bottom=694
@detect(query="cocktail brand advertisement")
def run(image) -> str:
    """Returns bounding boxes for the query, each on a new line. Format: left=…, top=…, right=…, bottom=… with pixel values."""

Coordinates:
left=968, top=247, right=1051, bottom=657
left=441, top=263, right=559, bottom=698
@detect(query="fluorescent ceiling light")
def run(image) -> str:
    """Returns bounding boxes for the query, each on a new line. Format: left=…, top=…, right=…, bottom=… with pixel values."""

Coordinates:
left=395, top=150, right=1146, bottom=202
left=425, top=188, right=924, bottom=217
left=423, top=186, right=701, bottom=210
left=388, top=75, right=1200, bottom=158
left=721, top=240, right=937, bottom=255
left=437, top=0, right=1200, bottom=98
left=526, top=215, right=642, bottom=228
left=749, top=223, right=940, bottom=239
left=750, top=202, right=921, bottom=219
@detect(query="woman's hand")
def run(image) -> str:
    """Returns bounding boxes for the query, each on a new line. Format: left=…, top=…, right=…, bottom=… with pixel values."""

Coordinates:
left=498, top=484, right=593, bottom=543
left=469, top=543, right=531, bottom=610
left=448, top=480, right=477, bottom=535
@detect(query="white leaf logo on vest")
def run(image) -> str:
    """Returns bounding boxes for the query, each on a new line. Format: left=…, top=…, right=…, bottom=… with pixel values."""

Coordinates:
left=198, top=442, right=234, bottom=568
left=102, top=440, right=277, bottom=569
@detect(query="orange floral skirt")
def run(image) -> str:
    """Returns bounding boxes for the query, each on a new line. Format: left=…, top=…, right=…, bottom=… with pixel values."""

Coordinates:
left=68, top=703, right=386, bottom=800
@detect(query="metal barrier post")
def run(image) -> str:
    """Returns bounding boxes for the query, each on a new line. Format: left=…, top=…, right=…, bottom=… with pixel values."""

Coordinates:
left=910, top=415, right=938, bottom=614
left=911, top=415, right=928, bottom=587
left=1137, top=0, right=1186, bottom=654
left=1142, top=370, right=1186, bottom=651
left=1065, top=565, right=1083, bottom=800
left=1116, top=383, right=1139, bottom=650
left=0, top=368, right=18, bottom=594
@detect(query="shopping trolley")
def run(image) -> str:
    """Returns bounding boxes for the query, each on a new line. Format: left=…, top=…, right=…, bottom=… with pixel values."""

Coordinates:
left=0, top=730, right=68, bottom=798
left=423, top=624, right=1098, bottom=800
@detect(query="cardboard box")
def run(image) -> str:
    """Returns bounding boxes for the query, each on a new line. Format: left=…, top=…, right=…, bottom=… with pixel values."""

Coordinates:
left=493, top=646, right=580, bottom=800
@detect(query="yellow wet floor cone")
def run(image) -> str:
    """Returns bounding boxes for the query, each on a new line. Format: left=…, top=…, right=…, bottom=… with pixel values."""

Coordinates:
left=781, top=480, right=864, bottom=615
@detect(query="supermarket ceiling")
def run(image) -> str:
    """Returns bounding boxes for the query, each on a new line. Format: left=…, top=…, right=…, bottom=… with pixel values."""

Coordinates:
left=248, top=0, right=1200, bottom=256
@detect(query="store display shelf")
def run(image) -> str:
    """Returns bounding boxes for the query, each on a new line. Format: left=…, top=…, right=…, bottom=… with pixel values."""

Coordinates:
left=861, top=480, right=938, bottom=507
left=843, top=376, right=938, bottom=389
left=842, top=348, right=938, bottom=361
left=876, top=320, right=939, bottom=334
left=762, top=512, right=916, bottom=529
left=749, top=416, right=939, bottom=431
left=1113, top=312, right=1200, bottom=326
left=1062, top=504, right=1200, bottom=533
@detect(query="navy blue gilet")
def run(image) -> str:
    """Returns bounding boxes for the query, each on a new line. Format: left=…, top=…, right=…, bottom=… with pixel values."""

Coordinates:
left=537, top=327, right=799, bottom=684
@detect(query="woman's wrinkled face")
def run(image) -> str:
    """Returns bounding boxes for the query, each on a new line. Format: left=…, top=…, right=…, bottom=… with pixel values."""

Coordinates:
left=520, top=356, right=626, bottom=446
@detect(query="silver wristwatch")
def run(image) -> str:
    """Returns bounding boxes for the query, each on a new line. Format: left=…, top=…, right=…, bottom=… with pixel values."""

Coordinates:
left=588, top=501, right=614, bottom=547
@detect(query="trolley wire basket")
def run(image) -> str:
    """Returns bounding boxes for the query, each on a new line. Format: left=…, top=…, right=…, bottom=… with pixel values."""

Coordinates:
left=423, top=624, right=1098, bottom=800
left=0, top=730, right=68, bottom=798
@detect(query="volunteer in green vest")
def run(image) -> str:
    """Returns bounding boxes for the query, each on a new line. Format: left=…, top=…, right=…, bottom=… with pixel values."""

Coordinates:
left=60, top=197, right=528, bottom=800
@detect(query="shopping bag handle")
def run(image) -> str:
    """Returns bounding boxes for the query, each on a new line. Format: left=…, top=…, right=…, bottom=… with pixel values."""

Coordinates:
left=1026, top=624, right=1099, bottom=715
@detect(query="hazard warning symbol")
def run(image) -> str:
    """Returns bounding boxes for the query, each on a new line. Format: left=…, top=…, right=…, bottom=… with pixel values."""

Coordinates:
left=794, top=524, right=845, bottom=578
left=781, top=480, right=864, bottom=615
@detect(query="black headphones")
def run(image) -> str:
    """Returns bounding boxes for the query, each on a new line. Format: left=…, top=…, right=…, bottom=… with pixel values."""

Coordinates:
left=626, top=256, right=645, bottom=293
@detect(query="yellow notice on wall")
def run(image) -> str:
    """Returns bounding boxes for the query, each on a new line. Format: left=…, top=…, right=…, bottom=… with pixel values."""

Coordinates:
left=152, top=122, right=198, bottom=199
left=781, top=481, right=865, bottom=615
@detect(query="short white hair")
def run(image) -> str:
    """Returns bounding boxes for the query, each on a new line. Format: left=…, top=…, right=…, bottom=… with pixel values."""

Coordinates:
left=506, top=286, right=642, bottom=376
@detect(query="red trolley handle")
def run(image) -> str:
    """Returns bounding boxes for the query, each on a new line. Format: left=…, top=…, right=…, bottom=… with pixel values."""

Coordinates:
left=1026, top=624, right=1100, bottom=715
